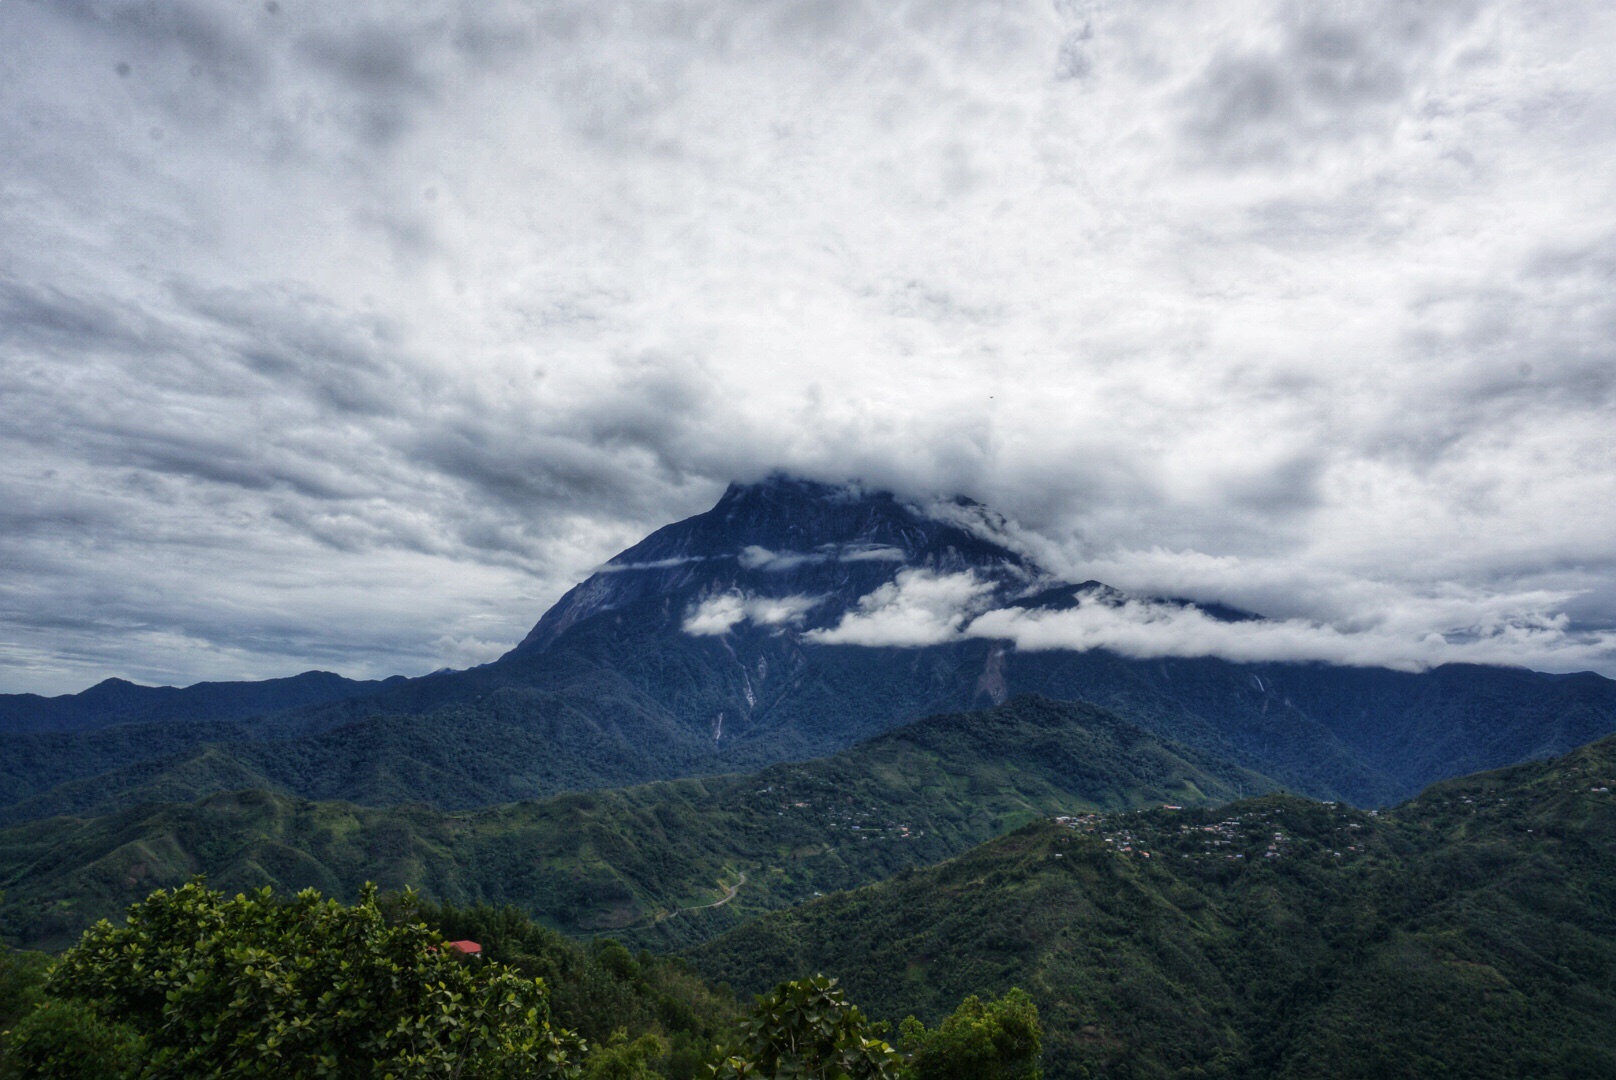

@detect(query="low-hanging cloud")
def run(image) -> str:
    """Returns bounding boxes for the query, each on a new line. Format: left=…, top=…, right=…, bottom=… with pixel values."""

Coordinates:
left=599, top=556, right=708, bottom=573
left=804, top=570, right=998, bottom=648
left=737, top=547, right=829, bottom=572
left=840, top=546, right=908, bottom=563
left=789, top=572, right=1616, bottom=674
left=968, top=592, right=1616, bottom=674
left=738, top=544, right=907, bottom=572
left=683, top=592, right=822, bottom=636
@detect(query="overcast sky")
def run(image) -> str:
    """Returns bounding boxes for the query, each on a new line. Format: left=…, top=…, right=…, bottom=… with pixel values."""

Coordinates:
left=3, top=0, right=1614, bottom=694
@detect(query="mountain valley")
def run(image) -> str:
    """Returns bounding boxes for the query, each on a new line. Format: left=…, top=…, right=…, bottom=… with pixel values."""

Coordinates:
left=0, top=696, right=1269, bottom=950
left=690, top=736, right=1616, bottom=1078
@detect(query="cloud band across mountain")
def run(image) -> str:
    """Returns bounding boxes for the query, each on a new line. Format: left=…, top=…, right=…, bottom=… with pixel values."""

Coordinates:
left=789, top=572, right=1616, bottom=673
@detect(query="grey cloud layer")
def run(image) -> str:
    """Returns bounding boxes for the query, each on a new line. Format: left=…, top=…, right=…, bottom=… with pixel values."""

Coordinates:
left=2, top=0, right=1614, bottom=691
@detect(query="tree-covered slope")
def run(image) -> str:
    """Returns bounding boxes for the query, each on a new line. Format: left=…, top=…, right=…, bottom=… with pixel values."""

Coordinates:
left=0, top=697, right=1270, bottom=950
left=687, top=734, right=1616, bottom=1079
left=10, top=619, right=1611, bottom=825
left=0, top=680, right=704, bottom=824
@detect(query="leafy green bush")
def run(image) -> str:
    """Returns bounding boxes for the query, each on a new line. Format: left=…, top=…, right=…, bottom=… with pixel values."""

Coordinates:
left=0, top=942, right=50, bottom=1031
left=706, top=979, right=1044, bottom=1080
left=1, top=996, right=144, bottom=1079
left=710, top=975, right=903, bottom=1079
left=899, top=989, right=1043, bottom=1080
left=584, top=1029, right=669, bottom=1079
left=396, top=898, right=739, bottom=1079
left=2, top=880, right=586, bottom=1078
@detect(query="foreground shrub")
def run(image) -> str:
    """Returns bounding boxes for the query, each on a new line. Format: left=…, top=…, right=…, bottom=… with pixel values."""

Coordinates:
left=707, top=977, right=1043, bottom=1080
left=899, top=989, right=1043, bottom=1080
left=2, top=880, right=585, bottom=1078
left=708, top=975, right=903, bottom=1079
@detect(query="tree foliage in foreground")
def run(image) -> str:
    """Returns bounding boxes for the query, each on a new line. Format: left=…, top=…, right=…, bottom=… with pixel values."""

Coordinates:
left=396, top=895, right=738, bottom=1077
left=898, top=989, right=1043, bottom=1080
left=709, top=974, right=903, bottom=1079
left=1, top=882, right=1041, bottom=1080
left=709, top=976, right=1042, bottom=1080
left=2, top=880, right=585, bottom=1078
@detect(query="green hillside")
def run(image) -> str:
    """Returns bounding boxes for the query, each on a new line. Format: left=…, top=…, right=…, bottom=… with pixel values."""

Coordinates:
left=0, top=697, right=1269, bottom=950
left=8, top=620, right=1612, bottom=827
left=688, top=734, right=1616, bottom=1079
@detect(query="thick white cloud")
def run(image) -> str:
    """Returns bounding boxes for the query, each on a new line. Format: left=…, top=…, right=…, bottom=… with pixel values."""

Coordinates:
left=805, top=570, right=997, bottom=648
left=683, top=592, right=821, bottom=636
left=2, top=0, right=1615, bottom=690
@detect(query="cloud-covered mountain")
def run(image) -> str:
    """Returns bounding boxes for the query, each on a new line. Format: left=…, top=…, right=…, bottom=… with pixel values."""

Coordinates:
left=512, top=475, right=1040, bottom=654
left=514, top=475, right=1616, bottom=678
left=2, top=477, right=1613, bottom=822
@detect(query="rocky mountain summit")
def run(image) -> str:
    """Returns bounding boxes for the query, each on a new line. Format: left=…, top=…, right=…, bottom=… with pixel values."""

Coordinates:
left=513, top=475, right=1041, bottom=654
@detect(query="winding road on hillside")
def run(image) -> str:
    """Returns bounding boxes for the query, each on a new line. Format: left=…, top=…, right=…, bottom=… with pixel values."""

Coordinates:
left=637, top=871, right=749, bottom=929
left=693, top=871, right=746, bottom=909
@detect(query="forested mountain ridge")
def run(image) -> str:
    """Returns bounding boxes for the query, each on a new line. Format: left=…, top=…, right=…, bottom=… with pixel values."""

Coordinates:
left=688, top=732, right=1616, bottom=1079
left=0, top=696, right=1271, bottom=950
left=0, top=670, right=402, bottom=736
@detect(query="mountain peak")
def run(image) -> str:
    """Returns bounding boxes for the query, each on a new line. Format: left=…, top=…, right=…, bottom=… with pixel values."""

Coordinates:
left=508, top=475, right=1040, bottom=655
left=716, top=473, right=864, bottom=504
left=705, top=475, right=914, bottom=537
